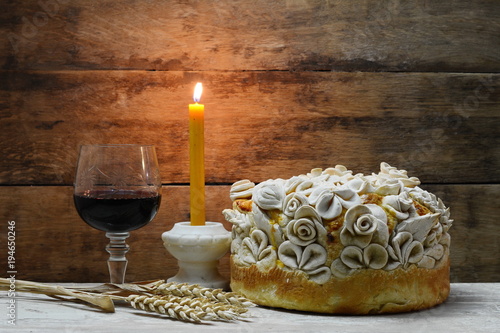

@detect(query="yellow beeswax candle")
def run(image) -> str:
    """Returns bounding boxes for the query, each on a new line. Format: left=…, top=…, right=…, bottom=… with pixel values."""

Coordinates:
left=189, top=83, right=205, bottom=226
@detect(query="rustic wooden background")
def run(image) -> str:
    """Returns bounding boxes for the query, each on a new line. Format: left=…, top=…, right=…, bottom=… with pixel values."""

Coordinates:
left=0, top=0, right=499, bottom=283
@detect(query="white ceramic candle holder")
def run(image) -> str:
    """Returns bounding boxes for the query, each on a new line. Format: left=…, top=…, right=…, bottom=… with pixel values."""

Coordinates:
left=162, top=222, right=231, bottom=290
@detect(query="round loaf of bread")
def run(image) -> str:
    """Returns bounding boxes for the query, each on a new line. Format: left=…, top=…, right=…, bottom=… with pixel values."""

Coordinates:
left=223, top=163, right=452, bottom=314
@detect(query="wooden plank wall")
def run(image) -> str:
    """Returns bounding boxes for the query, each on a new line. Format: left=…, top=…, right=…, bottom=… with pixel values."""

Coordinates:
left=0, top=0, right=499, bottom=283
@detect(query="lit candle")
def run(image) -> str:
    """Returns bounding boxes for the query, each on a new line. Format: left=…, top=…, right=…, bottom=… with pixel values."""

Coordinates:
left=189, top=82, right=205, bottom=226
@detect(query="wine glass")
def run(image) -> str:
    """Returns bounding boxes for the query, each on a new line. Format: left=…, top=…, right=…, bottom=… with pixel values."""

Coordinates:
left=73, top=144, right=162, bottom=283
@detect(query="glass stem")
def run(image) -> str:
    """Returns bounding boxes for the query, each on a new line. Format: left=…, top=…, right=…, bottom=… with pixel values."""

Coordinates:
left=105, top=232, right=130, bottom=284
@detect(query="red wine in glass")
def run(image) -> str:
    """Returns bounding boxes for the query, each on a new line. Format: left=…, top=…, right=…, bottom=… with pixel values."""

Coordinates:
left=74, top=144, right=162, bottom=283
left=74, top=190, right=161, bottom=232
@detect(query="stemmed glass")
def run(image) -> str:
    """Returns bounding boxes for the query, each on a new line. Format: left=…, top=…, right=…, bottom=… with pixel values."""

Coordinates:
left=73, top=144, right=162, bottom=283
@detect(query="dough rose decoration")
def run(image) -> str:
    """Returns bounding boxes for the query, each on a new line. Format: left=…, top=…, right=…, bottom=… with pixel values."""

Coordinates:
left=223, top=163, right=453, bottom=314
left=286, top=205, right=327, bottom=247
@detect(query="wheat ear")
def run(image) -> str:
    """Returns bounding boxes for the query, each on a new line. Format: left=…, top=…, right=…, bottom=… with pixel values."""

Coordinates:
left=126, top=294, right=245, bottom=322
left=153, top=282, right=254, bottom=307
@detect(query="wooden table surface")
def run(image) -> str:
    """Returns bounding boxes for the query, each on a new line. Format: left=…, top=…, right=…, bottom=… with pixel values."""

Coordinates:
left=2, top=283, right=499, bottom=332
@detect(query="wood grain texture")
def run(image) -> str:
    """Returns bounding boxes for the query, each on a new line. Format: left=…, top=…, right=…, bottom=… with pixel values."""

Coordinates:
left=0, top=184, right=498, bottom=283
left=8, top=284, right=500, bottom=332
left=0, top=185, right=232, bottom=283
left=0, top=0, right=499, bottom=285
left=1, top=0, right=499, bottom=72
left=1, top=70, right=498, bottom=185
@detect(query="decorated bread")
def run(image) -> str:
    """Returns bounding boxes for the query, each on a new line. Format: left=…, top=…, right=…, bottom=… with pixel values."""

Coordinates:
left=223, top=163, right=452, bottom=314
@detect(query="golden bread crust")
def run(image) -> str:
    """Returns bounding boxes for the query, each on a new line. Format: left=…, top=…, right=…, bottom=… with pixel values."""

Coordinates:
left=231, top=256, right=450, bottom=314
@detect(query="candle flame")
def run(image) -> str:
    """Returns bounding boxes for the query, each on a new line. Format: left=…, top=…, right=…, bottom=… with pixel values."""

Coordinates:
left=193, top=82, right=203, bottom=103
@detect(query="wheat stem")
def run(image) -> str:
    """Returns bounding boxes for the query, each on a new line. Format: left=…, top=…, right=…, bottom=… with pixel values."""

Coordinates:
left=0, top=278, right=253, bottom=322
left=0, top=278, right=115, bottom=312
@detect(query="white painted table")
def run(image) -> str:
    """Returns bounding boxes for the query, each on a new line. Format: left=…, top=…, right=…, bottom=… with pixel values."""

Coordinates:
left=2, top=283, right=499, bottom=333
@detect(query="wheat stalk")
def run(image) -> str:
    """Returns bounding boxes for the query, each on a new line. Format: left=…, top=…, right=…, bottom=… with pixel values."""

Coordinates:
left=153, top=282, right=254, bottom=308
left=0, top=278, right=253, bottom=323
left=0, top=278, right=115, bottom=312
left=126, top=294, right=246, bottom=322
